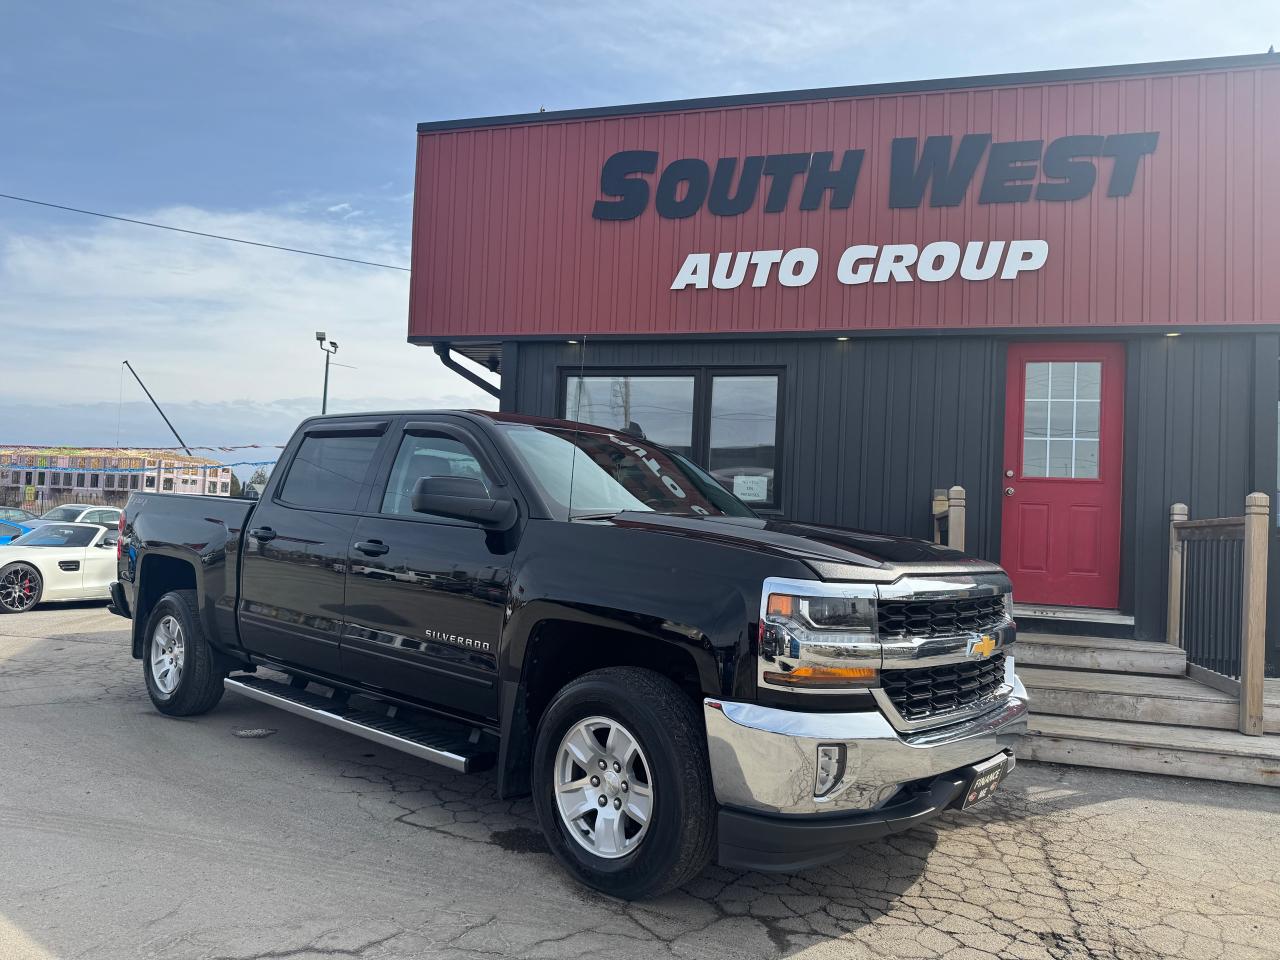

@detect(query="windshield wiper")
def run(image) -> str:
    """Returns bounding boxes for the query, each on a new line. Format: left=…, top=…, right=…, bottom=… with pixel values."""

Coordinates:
left=569, top=511, right=623, bottom=520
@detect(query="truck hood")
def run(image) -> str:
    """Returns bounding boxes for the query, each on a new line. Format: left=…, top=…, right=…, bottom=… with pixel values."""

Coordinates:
left=598, top=513, right=1003, bottom=582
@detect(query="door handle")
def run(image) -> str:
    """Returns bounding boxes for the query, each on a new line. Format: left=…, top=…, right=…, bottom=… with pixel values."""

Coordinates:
left=353, top=540, right=390, bottom=557
left=249, top=526, right=277, bottom=542
left=1004, top=487, right=1015, bottom=497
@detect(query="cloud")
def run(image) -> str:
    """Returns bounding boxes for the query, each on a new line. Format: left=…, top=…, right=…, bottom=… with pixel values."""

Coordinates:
left=0, top=204, right=497, bottom=438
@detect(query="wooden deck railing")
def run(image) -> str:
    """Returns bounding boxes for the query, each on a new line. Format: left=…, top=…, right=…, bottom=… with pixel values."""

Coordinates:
left=932, top=486, right=966, bottom=551
left=1167, top=493, right=1269, bottom=736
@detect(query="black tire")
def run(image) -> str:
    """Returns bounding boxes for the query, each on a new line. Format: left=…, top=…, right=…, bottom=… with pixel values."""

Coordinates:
left=531, top=667, right=715, bottom=899
left=0, top=562, right=43, bottom=614
left=143, top=589, right=225, bottom=716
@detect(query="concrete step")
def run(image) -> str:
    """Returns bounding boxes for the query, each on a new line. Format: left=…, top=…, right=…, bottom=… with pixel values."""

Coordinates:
left=1019, top=715, right=1280, bottom=787
left=1018, top=666, right=1259, bottom=730
left=1015, top=633, right=1186, bottom=675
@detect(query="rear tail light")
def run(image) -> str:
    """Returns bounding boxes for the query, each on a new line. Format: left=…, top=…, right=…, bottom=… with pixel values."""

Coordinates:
left=117, top=512, right=125, bottom=559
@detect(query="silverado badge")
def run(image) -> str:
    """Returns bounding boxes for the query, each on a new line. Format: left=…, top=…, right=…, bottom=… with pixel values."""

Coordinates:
left=967, top=633, right=997, bottom=659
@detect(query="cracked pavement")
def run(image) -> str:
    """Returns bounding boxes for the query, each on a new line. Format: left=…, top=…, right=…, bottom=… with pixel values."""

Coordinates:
left=3, top=605, right=1279, bottom=959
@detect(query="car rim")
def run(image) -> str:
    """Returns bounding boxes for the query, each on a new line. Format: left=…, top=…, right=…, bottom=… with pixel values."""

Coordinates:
left=554, top=716, right=654, bottom=859
left=0, top=567, right=40, bottom=612
left=150, top=615, right=186, bottom=695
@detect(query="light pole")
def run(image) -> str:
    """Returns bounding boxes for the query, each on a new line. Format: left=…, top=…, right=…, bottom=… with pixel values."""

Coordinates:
left=315, top=331, right=339, bottom=414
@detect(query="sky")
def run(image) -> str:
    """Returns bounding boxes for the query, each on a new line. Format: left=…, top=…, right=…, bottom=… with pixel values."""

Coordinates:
left=2, top=0, right=1278, bottom=465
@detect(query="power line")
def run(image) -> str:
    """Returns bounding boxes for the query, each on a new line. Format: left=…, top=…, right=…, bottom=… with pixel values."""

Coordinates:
left=0, top=192, right=411, bottom=272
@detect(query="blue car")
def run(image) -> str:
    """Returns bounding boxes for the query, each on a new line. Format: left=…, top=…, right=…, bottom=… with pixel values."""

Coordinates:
left=0, top=519, right=33, bottom=545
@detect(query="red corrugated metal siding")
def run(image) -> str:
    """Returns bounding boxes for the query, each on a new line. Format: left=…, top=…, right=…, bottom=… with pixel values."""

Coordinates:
left=409, top=63, right=1280, bottom=340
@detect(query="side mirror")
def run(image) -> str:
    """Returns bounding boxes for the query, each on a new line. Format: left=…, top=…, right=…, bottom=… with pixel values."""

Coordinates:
left=99, top=537, right=118, bottom=548
left=411, top=476, right=517, bottom=530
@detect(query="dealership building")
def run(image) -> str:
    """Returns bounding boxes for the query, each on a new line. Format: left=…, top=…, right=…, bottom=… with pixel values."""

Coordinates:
left=409, top=53, right=1280, bottom=671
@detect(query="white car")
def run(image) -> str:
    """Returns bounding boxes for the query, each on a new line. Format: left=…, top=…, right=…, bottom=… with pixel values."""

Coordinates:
left=25, top=503, right=123, bottom=530
left=0, top=523, right=118, bottom=614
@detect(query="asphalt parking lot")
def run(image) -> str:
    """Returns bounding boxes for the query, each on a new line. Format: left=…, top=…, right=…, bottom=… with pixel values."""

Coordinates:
left=3, top=604, right=1279, bottom=960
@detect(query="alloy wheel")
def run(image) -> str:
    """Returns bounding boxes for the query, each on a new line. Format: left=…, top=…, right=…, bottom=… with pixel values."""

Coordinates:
left=0, top=566, right=40, bottom=612
left=150, top=615, right=186, bottom=695
left=554, top=716, right=654, bottom=859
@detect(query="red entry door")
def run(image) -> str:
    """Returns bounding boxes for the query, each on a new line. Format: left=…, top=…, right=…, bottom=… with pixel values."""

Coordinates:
left=1000, top=342, right=1124, bottom=609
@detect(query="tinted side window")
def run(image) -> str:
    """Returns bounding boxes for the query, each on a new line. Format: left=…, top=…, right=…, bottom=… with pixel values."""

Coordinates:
left=382, top=434, right=491, bottom=516
left=280, top=434, right=380, bottom=511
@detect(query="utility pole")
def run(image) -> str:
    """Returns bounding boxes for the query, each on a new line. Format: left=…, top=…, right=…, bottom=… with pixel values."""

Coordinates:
left=315, top=332, right=339, bottom=414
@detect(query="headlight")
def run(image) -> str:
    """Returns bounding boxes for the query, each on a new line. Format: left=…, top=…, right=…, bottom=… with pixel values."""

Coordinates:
left=759, top=579, right=880, bottom=692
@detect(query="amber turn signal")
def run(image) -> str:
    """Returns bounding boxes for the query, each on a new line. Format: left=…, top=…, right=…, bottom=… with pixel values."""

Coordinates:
left=761, top=665, right=878, bottom=688
left=766, top=593, right=794, bottom=617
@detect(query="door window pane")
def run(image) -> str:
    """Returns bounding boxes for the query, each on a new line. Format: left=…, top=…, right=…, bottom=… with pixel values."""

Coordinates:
left=1047, top=439, right=1074, bottom=477
left=564, top=376, right=695, bottom=457
left=1076, top=401, right=1100, bottom=440
left=281, top=434, right=380, bottom=511
left=1024, top=363, right=1050, bottom=400
left=1022, top=360, right=1104, bottom=479
left=1022, top=439, right=1048, bottom=477
left=382, top=434, right=490, bottom=516
left=1074, top=440, right=1099, bottom=479
left=1023, top=401, right=1048, bottom=438
left=709, top=375, right=779, bottom=505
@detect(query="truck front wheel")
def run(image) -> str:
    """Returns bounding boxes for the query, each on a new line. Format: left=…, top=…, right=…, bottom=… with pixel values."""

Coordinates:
left=531, top=667, right=715, bottom=899
left=143, top=589, right=225, bottom=716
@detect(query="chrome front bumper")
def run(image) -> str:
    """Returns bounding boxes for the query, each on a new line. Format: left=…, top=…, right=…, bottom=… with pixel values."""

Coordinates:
left=704, top=660, right=1028, bottom=816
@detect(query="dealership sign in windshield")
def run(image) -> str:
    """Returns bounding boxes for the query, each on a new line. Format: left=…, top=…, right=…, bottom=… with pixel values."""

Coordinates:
left=591, top=133, right=1158, bottom=291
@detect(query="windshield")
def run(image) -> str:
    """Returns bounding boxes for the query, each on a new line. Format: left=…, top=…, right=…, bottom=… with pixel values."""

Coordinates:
left=38, top=506, right=83, bottom=521
left=12, top=524, right=99, bottom=548
left=500, top=424, right=755, bottom=519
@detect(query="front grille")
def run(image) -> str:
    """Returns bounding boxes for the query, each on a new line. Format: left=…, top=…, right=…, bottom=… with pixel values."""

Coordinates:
left=881, top=653, right=1007, bottom=723
left=877, top=595, right=1006, bottom=640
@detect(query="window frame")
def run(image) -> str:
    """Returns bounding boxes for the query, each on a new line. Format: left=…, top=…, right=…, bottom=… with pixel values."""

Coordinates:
left=557, top=365, right=786, bottom=513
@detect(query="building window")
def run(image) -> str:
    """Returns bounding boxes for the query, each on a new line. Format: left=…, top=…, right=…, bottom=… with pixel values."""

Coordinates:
left=162, top=478, right=173, bottom=491
left=220, top=481, right=230, bottom=493
left=564, top=375, right=696, bottom=457
left=130, top=475, right=139, bottom=489
left=24, top=471, right=32, bottom=485
left=145, top=476, right=155, bottom=489
left=76, top=473, right=86, bottom=488
left=90, top=473, right=99, bottom=488
left=37, top=471, right=46, bottom=486
left=563, top=368, right=784, bottom=509
left=105, top=475, right=115, bottom=489
left=708, top=375, right=779, bottom=506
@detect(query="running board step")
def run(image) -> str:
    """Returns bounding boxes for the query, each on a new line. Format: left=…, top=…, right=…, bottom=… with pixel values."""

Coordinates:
left=224, top=676, right=491, bottom=773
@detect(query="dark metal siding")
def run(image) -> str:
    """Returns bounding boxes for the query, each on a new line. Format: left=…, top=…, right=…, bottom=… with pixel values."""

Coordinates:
left=508, top=337, right=1006, bottom=561
left=1122, top=333, right=1279, bottom=662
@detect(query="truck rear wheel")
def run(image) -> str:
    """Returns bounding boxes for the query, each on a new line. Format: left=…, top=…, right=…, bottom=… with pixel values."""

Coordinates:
left=143, top=589, right=224, bottom=716
left=531, top=667, right=715, bottom=899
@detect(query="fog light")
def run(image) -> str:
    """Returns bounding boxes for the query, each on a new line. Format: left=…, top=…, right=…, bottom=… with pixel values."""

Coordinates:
left=815, top=743, right=846, bottom=798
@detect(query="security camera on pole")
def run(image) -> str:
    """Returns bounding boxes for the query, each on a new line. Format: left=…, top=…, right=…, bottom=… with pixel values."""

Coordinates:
left=315, top=331, right=339, bottom=414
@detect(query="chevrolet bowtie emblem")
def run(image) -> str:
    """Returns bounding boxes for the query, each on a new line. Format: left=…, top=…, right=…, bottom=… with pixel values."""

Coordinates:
left=968, top=634, right=997, bottom=658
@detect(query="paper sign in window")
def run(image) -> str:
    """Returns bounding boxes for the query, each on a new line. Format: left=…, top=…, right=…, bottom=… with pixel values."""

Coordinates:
left=733, top=475, right=769, bottom=502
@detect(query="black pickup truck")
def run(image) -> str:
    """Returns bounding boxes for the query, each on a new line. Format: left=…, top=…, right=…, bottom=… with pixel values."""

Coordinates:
left=112, top=410, right=1027, bottom=898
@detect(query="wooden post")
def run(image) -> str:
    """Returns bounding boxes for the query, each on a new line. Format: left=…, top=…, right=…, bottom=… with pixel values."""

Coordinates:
left=931, top=489, right=948, bottom=544
left=1167, top=503, right=1189, bottom=649
left=947, top=485, right=966, bottom=552
left=1239, top=492, right=1269, bottom=736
